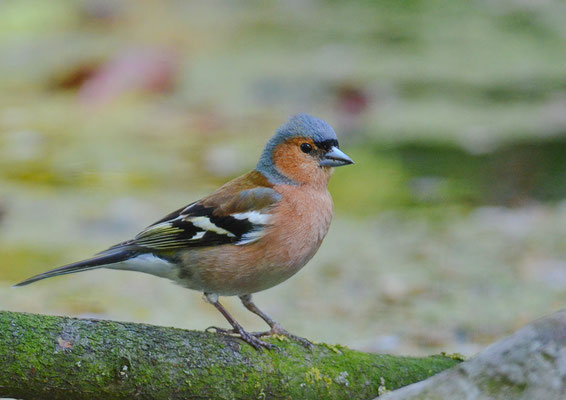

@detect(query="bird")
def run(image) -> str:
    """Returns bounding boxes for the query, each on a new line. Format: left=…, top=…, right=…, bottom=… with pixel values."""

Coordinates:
left=15, top=113, right=354, bottom=350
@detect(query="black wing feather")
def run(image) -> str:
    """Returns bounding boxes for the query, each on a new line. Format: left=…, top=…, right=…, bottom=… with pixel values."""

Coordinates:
left=106, top=188, right=280, bottom=252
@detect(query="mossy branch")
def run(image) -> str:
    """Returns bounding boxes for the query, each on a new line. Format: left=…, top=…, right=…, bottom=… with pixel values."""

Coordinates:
left=0, top=311, right=459, bottom=399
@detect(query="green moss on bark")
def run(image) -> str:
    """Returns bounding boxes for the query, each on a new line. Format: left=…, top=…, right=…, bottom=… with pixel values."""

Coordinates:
left=0, top=311, right=460, bottom=399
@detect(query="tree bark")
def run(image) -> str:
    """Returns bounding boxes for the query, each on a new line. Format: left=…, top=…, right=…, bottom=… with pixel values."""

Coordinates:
left=0, top=311, right=459, bottom=399
left=380, top=308, right=566, bottom=400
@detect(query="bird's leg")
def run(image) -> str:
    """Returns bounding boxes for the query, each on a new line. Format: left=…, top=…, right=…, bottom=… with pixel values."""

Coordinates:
left=239, top=294, right=313, bottom=349
left=203, top=293, right=274, bottom=350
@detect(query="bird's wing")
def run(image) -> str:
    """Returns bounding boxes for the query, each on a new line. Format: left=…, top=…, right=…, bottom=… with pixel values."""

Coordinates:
left=105, top=186, right=281, bottom=253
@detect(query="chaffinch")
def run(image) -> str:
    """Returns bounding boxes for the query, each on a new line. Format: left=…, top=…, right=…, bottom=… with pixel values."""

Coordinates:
left=15, top=113, right=354, bottom=350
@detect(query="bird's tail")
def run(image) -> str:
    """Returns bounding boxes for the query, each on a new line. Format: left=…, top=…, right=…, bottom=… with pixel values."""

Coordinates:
left=14, top=250, right=136, bottom=287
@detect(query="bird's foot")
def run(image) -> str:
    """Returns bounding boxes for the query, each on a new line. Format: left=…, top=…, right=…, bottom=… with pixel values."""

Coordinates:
left=238, top=329, right=275, bottom=350
left=206, top=326, right=274, bottom=350
left=205, top=326, right=236, bottom=335
left=251, top=323, right=313, bottom=349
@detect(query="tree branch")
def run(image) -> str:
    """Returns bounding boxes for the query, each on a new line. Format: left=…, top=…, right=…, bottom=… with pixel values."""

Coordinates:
left=0, top=311, right=459, bottom=399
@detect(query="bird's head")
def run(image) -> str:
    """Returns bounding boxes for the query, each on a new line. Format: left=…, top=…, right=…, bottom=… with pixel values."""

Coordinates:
left=256, top=114, right=354, bottom=186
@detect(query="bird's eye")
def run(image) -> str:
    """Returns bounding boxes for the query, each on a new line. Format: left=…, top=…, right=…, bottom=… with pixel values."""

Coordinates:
left=300, top=143, right=313, bottom=153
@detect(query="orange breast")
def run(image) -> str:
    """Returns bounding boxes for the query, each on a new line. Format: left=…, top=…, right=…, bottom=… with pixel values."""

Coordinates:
left=180, top=185, right=333, bottom=295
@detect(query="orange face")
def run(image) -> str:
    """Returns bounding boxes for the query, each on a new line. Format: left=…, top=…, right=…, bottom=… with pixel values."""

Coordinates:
left=272, top=137, right=333, bottom=187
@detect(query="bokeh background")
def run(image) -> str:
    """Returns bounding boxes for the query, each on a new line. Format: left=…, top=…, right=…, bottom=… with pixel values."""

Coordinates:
left=2, top=0, right=566, bottom=357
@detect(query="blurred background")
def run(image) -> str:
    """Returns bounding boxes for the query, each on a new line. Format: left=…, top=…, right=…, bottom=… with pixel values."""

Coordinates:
left=2, top=0, right=566, bottom=357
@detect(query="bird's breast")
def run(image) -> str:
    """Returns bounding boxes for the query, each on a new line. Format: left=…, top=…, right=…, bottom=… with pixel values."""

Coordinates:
left=179, top=186, right=333, bottom=295
left=266, top=185, right=333, bottom=264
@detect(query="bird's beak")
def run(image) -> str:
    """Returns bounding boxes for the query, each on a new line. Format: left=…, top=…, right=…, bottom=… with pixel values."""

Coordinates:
left=319, top=146, right=354, bottom=167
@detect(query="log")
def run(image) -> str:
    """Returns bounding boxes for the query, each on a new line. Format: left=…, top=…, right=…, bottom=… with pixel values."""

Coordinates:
left=0, top=311, right=459, bottom=399
left=380, top=308, right=566, bottom=400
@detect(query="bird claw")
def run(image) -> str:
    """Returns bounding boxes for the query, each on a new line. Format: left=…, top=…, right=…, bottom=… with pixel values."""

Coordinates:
left=206, top=326, right=275, bottom=350
left=205, top=326, right=236, bottom=335
left=239, top=330, right=275, bottom=350
left=251, top=324, right=313, bottom=349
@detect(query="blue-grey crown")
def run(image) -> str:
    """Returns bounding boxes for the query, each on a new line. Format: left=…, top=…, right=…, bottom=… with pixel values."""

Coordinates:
left=256, top=114, right=338, bottom=185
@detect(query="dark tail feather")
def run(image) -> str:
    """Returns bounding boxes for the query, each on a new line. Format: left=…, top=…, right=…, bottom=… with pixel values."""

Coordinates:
left=14, top=251, right=134, bottom=287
